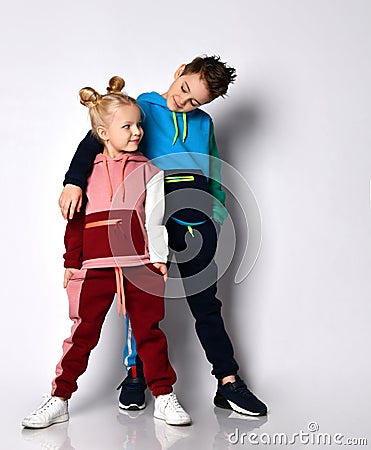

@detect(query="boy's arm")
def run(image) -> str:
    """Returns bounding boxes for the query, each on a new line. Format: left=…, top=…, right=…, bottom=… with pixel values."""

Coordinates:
left=63, top=131, right=102, bottom=189
left=209, top=121, right=229, bottom=225
left=144, top=170, right=169, bottom=264
left=59, top=131, right=102, bottom=219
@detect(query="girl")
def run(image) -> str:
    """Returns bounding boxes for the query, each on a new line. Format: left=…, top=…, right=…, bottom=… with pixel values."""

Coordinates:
left=22, top=76, right=191, bottom=428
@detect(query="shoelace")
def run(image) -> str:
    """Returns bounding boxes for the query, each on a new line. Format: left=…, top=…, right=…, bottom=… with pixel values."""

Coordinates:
left=230, top=379, right=253, bottom=397
left=123, top=383, right=144, bottom=391
left=165, top=393, right=183, bottom=411
left=30, top=395, right=60, bottom=415
left=116, top=380, right=146, bottom=391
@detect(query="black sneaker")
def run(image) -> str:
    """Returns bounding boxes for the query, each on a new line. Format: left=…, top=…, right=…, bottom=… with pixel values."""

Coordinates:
left=214, top=376, right=267, bottom=416
left=117, top=371, right=147, bottom=410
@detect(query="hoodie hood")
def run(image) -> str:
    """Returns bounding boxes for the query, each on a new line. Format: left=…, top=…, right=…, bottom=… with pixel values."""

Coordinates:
left=85, top=150, right=158, bottom=214
left=137, top=91, right=167, bottom=107
left=137, top=92, right=188, bottom=145
left=137, top=92, right=212, bottom=176
left=91, top=151, right=149, bottom=203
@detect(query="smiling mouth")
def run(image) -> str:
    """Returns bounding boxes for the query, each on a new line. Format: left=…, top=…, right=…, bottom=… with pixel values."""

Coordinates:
left=173, top=97, right=181, bottom=109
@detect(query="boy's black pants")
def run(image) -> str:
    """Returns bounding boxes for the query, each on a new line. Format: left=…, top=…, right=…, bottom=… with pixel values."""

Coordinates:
left=166, top=218, right=239, bottom=379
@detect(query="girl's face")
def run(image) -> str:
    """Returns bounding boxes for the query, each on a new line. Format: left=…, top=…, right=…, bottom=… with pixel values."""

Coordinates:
left=98, top=104, right=143, bottom=156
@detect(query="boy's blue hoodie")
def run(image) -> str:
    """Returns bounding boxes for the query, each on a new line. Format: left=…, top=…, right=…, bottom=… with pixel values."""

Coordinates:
left=137, top=92, right=211, bottom=175
left=63, top=91, right=228, bottom=224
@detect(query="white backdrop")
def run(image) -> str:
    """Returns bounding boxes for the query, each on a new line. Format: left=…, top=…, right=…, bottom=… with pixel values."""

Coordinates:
left=1, top=0, right=371, bottom=449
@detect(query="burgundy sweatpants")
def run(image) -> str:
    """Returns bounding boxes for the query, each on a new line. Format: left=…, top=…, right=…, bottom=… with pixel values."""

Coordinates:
left=52, top=265, right=176, bottom=399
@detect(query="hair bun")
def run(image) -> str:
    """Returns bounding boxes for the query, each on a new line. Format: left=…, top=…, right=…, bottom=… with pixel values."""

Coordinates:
left=107, top=76, right=125, bottom=94
left=79, top=87, right=102, bottom=108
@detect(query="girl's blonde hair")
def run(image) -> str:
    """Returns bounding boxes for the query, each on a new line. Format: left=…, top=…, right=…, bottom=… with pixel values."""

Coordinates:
left=79, top=76, right=137, bottom=141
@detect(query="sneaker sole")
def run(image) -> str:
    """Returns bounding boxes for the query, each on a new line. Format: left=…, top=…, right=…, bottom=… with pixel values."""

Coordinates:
left=225, top=399, right=263, bottom=416
left=153, top=411, right=192, bottom=426
left=214, top=392, right=232, bottom=410
left=119, top=402, right=146, bottom=411
left=22, top=413, right=69, bottom=429
left=214, top=394, right=266, bottom=416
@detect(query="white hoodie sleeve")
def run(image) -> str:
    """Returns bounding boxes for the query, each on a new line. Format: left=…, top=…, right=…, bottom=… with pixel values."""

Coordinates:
left=144, top=170, right=169, bottom=263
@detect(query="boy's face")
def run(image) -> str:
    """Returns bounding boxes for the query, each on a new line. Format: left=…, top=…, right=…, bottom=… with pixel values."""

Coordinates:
left=163, top=65, right=211, bottom=113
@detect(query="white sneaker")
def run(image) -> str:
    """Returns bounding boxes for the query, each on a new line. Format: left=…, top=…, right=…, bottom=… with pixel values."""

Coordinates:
left=22, top=394, right=69, bottom=429
left=153, top=392, right=192, bottom=426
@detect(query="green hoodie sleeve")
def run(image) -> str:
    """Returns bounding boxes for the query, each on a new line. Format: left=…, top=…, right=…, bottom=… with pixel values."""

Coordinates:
left=209, top=121, right=229, bottom=224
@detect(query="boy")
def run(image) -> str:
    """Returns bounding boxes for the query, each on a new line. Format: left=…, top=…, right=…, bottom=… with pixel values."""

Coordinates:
left=59, top=55, right=267, bottom=416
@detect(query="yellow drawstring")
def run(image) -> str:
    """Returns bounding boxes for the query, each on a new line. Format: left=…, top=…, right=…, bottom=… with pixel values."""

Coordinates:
left=187, top=225, right=195, bottom=237
left=172, top=112, right=179, bottom=145
left=172, top=112, right=188, bottom=144
left=182, top=112, right=187, bottom=142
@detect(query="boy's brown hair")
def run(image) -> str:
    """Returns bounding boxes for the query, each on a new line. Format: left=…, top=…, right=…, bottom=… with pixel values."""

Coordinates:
left=182, top=55, right=237, bottom=100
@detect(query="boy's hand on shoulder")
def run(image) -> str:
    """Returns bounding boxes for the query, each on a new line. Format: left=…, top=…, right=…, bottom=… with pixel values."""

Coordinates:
left=152, top=262, right=168, bottom=282
left=64, top=268, right=79, bottom=288
left=59, top=184, right=83, bottom=220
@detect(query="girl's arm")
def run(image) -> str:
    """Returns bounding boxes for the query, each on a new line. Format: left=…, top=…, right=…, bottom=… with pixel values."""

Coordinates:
left=144, top=169, right=169, bottom=267
left=63, top=205, right=86, bottom=272
left=59, top=131, right=103, bottom=219
left=64, top=268, right=79, bottom=288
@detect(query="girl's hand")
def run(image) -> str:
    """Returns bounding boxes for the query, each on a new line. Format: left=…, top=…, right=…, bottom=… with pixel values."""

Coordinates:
left=64, top=268, right=79, bottom=288
left=152, top=262, right=168, bottom=282
left=59, top=184, right=83, bottom=220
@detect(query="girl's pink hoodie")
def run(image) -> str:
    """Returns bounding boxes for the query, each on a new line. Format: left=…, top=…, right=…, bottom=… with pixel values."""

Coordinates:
left=63, top=152, right=168, bottom=270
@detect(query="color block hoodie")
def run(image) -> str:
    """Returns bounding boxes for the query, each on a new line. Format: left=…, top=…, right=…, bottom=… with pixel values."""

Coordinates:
left=137, top=92, right=228, bottom=225
left=63, top=151, right=168, bottom=271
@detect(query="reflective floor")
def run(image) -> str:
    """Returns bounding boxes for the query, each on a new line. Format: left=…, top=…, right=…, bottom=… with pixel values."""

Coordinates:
left=8, top=382, right=371, bottom=450
left=15, top=399, right=269, bottom=450
left=19, top=406, right=268, bottom=450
